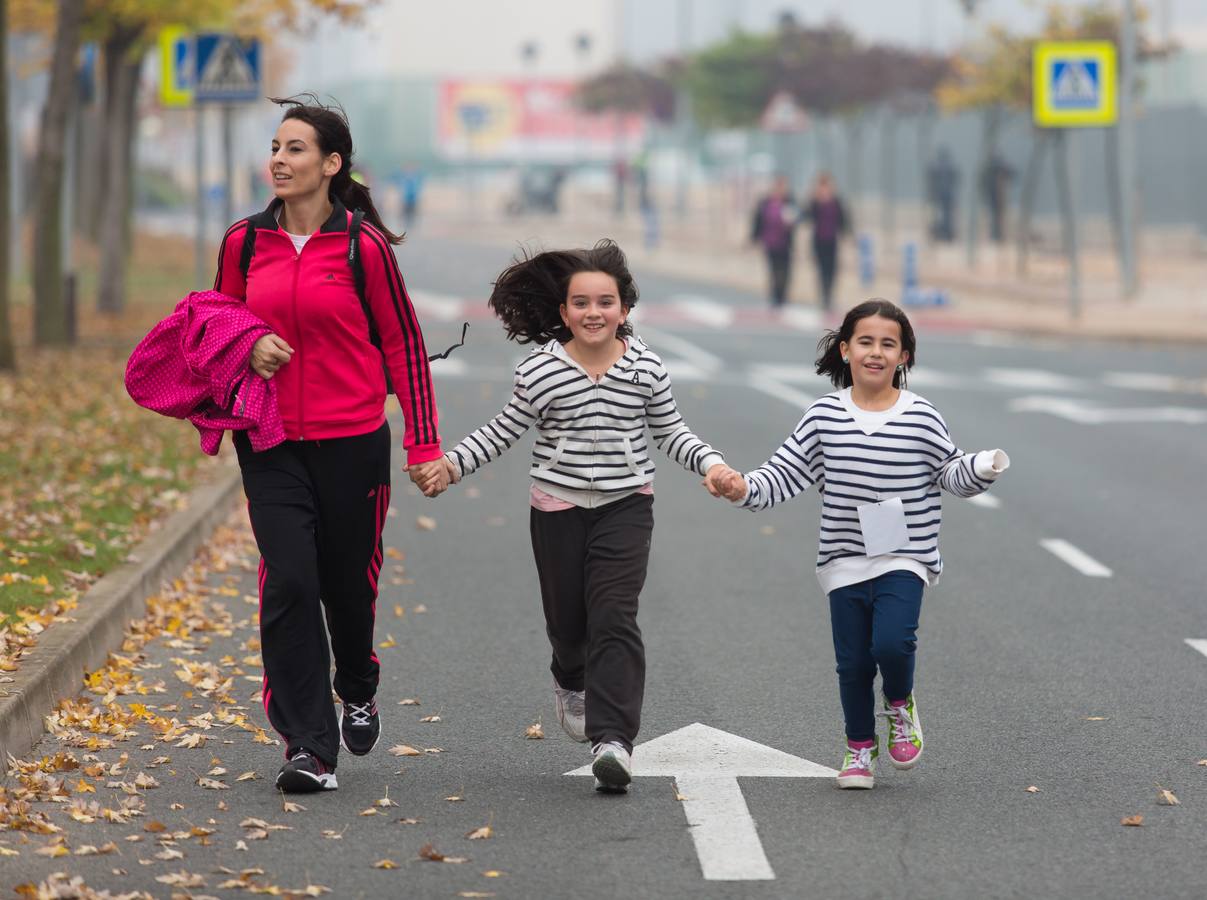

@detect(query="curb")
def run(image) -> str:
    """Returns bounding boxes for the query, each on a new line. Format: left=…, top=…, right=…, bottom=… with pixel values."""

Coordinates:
left=0, top=465, right=244, bottom=765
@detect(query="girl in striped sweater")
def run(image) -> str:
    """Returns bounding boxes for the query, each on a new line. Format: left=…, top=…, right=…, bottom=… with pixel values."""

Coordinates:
left=714, top=299, right=1008, bottom=789
left=419, top=241, right=735, bottom=793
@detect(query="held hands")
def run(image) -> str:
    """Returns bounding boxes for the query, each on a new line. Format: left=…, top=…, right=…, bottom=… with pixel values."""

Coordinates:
left=406, top=456, right=460, bottom=498
left=251, top=334, right=294, bottom=379
left=703, top=463, right=748, bottom=502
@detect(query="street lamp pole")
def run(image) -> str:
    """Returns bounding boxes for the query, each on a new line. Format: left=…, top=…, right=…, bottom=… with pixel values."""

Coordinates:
left=1118, top=0, right=1138, bottom=297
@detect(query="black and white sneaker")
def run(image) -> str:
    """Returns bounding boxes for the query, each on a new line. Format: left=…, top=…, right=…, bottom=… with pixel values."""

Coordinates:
left=591, top=741, right=632, bottom=794
left=339, top=699, right=381, bottom=756
left=276, top=750, right=338, bottom=793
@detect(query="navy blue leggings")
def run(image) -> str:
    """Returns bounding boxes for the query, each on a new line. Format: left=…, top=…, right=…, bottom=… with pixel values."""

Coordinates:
left=828, top=571, right=925, bottom=742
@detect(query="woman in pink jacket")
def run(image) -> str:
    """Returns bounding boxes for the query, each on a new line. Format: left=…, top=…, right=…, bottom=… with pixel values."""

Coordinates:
left=213, top=95, right=445, bottom=793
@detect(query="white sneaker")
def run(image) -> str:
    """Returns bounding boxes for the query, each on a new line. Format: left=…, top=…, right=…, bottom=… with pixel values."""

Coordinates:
left=553, top=684, right=588, bottom=743
left=591, top=741, right=632, bottom=793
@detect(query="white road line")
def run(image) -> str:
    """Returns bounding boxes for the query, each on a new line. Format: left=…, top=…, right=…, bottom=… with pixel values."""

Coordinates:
left=409, top=289, right=465, bottom=322
left=966, top=494, right=1002, bottom=509
left=779, top=306, right=821, bottom=332
left=1010, top=396, right=1207, bottom=424
left=638, top=325, right=723, bottom=373
left=1040, top=539, right=1113, bottom=578
left=1186, top=639, right=1207, bottom=660
left=669, top=295, right=736, bottom=330
left=748, top=375, right=813, bottom=410
left=985, top=368, right=1086, bottom=391
left=1103, top=372, right=1207, bottom=396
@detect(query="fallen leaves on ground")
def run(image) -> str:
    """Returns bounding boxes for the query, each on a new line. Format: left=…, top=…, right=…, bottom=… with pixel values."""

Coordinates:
left=1157, top=788, right=1180, bottom=806
left=373, top=859, right=399, bottom=869
left=419, top=843, right=468, bottom=863
left=1121, top=815, right=1144, bottom=826
left=415, top=515, right=437, bottom=531
left=525, top=721, right=545, bottom=740
left=389, top=744, right=423, bottom=757
left=466, top=824, right=494, bottom=840
left=1025, top=786, right=1040, bottom=794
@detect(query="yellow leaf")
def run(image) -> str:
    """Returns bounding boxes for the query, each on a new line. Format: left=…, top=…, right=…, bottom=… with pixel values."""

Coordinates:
left=388, top=744, right=423, bottom=757
left=525, top=722, right=544, bottom=740
left=236, top=771, right=259, bottom=781
left=378, top=635, right=397, bottom=649
left=393, top=604, right=404, bottom=617
left=482, top=870, right=504, bottom=878
left=0, top=847, right=18, bottom=856
left=283, top=801, right=306, bottom=813
left=466, top=825, right=493, bottom=840
left=197, top=777, right=229, bottom=790
left=1121, top=815, right=1144, bottom=827
left=373, top=859, right=398, bottom=869
left=360, top=808, right=379, bottom=816
left=1157, top=789, right=1180, bottom=806
left=385, top=547, right=404, bottom=559
left=75, top=778, right=96, bottom=793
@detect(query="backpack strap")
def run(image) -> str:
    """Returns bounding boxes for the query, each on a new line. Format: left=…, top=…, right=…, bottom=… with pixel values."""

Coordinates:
left=347, top=210, right=376, bottom=348
left=238, top=219, right=258, bottom=280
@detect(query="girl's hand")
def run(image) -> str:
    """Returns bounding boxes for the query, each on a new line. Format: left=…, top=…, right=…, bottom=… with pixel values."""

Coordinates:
left=704, top=464, right=746, bottom=501
left=406, top=460, right=450, bottom=497
left=251, top=334, right=293, bottom=379
left=442, top=456, right=461, bottom=485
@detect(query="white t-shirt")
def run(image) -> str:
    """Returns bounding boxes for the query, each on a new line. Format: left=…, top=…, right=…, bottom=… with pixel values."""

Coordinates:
left=273, top=208, right=310, bottom=254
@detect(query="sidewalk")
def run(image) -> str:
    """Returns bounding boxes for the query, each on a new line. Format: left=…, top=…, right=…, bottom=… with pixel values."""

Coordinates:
left=427, top=186, right=1207, bottom=345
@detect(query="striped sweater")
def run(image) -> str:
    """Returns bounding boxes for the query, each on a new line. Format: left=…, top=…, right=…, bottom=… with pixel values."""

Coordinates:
left=741, top=388, right=1007, bottom=593
left=447, top=337, right=724, bottom=508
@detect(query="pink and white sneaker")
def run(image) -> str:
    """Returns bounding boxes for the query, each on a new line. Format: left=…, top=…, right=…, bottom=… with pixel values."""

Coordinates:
left=878, top=693, right=923, bottom=769
left=835, top=737, right=877, bottom=789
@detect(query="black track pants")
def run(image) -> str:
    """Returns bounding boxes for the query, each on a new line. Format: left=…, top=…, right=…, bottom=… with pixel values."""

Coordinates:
left=235, top=423, right=391, bottom=768
left=530, top=492, right=654, bottom=753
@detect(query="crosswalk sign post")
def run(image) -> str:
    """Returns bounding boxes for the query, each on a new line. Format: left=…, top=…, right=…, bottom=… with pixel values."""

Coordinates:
left=193, top=34, right=261, bottom=246
left=1032, top=41, right=1118, bottom=319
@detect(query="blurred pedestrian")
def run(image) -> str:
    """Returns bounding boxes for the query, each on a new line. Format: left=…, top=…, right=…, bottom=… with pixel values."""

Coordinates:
left=981, top=153, right=1014, bottom=244
left=420, top=241, right=734, bottom=794
left=213, top=95, right=446, bottom=794
left=750, top=174, right=798, bottom=308
left=803, top=172, right=849, bottom=312
left=926, top=147, right=959, bottom=243
left=397, top=163, right=425, bottom=232
left=709, top=299, right=1009, bottom=790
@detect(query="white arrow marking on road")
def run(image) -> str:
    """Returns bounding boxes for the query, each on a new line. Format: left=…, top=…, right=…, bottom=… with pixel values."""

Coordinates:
left=1009, top=396, right=1207, bottom=425
left=748, top=375, right=814, bottom=410
left=1186, top=639, right=1207, bottom=660
left=566, top=723, right=835, bottom=881
left=1040, top=539, right=1113, bottom=577
left=638, top=325, right=723, bottom=374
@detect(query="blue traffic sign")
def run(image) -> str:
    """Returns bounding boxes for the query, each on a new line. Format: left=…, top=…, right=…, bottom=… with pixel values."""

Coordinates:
left=194, top=34, right=260, bottom=103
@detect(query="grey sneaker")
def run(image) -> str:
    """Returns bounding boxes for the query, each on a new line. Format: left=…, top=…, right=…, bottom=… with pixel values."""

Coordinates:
left=591, top=741, right=632, bottom=793
left=553, top=685, right=587, bottom=743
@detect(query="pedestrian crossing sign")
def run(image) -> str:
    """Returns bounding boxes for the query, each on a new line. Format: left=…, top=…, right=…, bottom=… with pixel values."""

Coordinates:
left=194, top=34, right=261, bottom=103
left=1033, top=41, right=1117, bottom=127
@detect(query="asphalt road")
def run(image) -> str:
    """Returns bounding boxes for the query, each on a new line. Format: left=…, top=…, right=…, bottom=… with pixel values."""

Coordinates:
left=7, top=231, right=1207, bottom=899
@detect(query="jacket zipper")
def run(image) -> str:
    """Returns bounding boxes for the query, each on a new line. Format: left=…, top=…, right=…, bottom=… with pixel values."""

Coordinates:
left=291, top=245, right=304, bottom=439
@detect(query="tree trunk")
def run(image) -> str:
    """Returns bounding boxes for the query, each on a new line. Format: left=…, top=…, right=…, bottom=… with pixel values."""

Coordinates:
left=76, top=95, right=104, bottom=240
left=31, top=0, right=84, bottom=346
left=96, top=28, right=141, bottom=316
left=0, top=0, right=17, bottom=371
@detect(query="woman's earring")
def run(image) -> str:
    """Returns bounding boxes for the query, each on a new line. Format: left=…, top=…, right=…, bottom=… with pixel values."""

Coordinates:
left=842, top=357, right=849, bottom=364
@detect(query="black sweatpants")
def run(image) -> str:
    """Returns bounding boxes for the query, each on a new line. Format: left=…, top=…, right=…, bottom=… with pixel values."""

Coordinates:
left=813, top=237, right=839, bottom=310
left=530, top=492, right=654, bottom=753
left=234, top=423, right=392, bottom=768
left=765, top=247, right=792, bottom=307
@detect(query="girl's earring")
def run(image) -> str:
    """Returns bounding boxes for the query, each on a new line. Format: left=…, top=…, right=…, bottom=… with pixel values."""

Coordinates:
left=896, top=364, right=904, bottom=371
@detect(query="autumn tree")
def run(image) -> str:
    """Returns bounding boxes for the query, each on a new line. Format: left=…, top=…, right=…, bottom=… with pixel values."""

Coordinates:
left=0, top=0, right=15, bottom=370
left=575, top=62, right=676, bottom=123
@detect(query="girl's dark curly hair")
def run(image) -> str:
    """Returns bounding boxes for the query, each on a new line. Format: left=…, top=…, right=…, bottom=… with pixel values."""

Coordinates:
left=488, top=239, right=639, bottom=344
left=816, top=298, right=917, bottom=389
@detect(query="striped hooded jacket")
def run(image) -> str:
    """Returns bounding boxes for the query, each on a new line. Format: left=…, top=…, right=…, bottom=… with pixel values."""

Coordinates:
left=447, top=337, right=724, bottom=508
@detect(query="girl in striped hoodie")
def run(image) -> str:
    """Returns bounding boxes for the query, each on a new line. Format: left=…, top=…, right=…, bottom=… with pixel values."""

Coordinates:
left=714, top=299, right=1009, bottom=789
left=419, top=241, right=736, bottom=793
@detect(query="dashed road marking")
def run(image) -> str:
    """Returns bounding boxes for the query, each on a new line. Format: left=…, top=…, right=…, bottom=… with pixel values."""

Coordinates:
left=1010, top=396, right=1207, bottom=424
left=1040, top=539, right=1113, bottom=577
left=1185, top=639, right=1207, bottom=660
left=967, top=494, right=1002, bottom=509
left=669, top=295, right=736, bottom=330
left=638, top=325, right=723, bottom=374
left=1103, top=372, right=1207, bottom=396
left=747, top=376, right=814, bottom=410
left=985, top=368, right=1087, bottom=391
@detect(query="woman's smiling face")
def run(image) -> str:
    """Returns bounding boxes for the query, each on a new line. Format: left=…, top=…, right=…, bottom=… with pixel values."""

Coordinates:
left=270, top=119, right=339, bottom=201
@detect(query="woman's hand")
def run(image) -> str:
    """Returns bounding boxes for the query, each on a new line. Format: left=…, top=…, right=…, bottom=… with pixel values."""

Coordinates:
left=251, top=334, right=294, bottom=380
left=704, top=464, right=747, bottom=502
left=405, top=457, right=458, bottom=498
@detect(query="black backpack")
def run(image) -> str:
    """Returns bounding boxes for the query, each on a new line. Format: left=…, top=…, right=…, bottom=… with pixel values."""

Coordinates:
left=239, top=210, right=465, bottom=391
